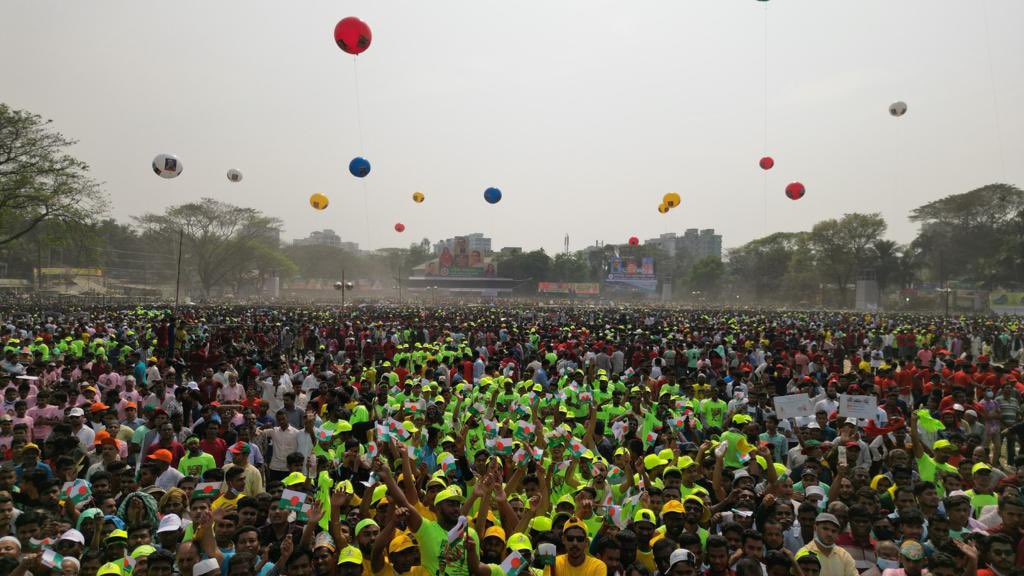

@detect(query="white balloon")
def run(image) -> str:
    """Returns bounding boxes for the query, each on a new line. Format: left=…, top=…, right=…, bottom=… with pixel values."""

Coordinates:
left=889, top=101, right=907, bottom=117
left=226, top=168, right=243, bottom=183
left=152, top=154, right=182, bottom=178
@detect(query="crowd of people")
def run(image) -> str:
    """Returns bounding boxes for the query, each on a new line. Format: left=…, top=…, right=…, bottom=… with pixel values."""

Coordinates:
left=2, top=304, right=1024, bottom=576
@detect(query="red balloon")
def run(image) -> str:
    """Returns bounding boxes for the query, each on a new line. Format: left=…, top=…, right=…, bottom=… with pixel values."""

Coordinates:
left=334, top=17, right=372, bottom=55
left=394, top=223, right=405, bottom=233
left=785, top=182, right=805, bottom=200
left=759, top=156, right=774, bottom=170
left=628, top=236, right=639, bottom=246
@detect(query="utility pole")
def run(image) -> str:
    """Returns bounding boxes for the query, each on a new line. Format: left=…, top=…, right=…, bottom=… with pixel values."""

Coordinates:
left=340, top=269, right=346, bottom=311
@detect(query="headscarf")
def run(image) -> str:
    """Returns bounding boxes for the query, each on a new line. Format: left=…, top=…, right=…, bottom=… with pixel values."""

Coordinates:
left=103, top=515, right=125, bottom=530
left=76, top=508, right=103, bottom=531
left=158, top=488, right=187, bottom=514
left=116, top=491, right=159, bottom=531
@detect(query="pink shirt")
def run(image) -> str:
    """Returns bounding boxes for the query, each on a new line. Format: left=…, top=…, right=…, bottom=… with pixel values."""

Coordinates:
left=28, top=401, right=63, bottom=440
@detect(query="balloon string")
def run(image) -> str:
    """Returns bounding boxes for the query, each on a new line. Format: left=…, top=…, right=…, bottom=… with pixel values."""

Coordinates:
left=980, top=0, right=1007, bottom=181
left=762, top=2, right=769, bottom=234
left=352, top=57, right=371, bottom=250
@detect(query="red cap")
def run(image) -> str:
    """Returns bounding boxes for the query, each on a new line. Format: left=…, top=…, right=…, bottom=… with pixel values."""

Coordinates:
left=147, top=449, right=173, bottom=464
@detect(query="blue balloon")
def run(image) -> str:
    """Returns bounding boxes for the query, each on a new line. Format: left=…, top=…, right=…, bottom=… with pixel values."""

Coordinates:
left=483, top=187, right=502, bottom=204
left=349, top=157, right=371, bottom=178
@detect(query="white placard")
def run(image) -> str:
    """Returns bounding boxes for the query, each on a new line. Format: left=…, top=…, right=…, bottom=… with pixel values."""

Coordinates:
left=839, top=394, right=877, bottom=419
left=773, top=393, right=814, bottom=420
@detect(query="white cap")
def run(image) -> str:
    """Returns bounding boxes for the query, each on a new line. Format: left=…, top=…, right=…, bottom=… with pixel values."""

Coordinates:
left=187, top=381, right=200, bottom=390
left=157, top=513, right=182, bottom=533
left=669, top=549, right=696, bottom=569
left=59, top=529, right=86, bottom=545
left=194, top=559, right=220, bottom=576
left=806, top=485, right=826, bottom=498
left=806, top=422, right=821, bottom=429
left=965, top=409, right=978, bottom=418
left=68, top=407, right=85, bottom=417
left=953, top=403, right=965, bottom=411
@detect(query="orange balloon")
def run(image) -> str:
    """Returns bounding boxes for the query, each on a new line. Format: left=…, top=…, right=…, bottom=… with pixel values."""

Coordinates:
left=412, top=192, right=425, bottom=203
left=658, top=203, right=669, bottom=214
left=663, top=192, right=681, bottom=208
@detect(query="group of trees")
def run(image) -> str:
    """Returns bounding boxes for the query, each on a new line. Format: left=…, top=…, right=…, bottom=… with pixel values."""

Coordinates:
left=3, top=102, right=1023, bottom=303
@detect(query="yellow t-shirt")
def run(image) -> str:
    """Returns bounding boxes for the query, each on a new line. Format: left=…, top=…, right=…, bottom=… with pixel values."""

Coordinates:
left=544, top=555, right=608, bottom=576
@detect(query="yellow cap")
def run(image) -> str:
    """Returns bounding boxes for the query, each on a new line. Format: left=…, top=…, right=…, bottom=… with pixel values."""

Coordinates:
left=633, top=508, right=657, bottom=525
left=434, top=486, right=466, bottom=506
left=388, top=531, right=415, bottom=554
left=484, top=526, right=507, bottom=543
left=507, top=532, right=532, bottom=552
left=661, top=499, right=685, bottom=516
left=338, top=546, right=364, bottom=565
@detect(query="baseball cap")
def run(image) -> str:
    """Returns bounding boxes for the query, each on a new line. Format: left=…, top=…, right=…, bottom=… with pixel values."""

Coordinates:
left=68, top=407, right=85, bottom=417
left=157, top=514, right=182, bottom=534
left=971, top=462, right=992, bottom=474
left=484, top=526, right=506, bottom=543
left=562, top=517, right=588, bottom=535
left=900, top=540, right=924, bottom=561
left=633, top=508, right=657, bottom=525
left=528, top=516, right=553, bottom=532
left=338, top=546, right=364, bottom=565
left=105, top=529, right=128, bottom=542
left=507, top=533, right=532, bottom=552
left=669, top=549, right=697, bottom=569
left=228, top=442, right=251, bottom=455
left=131, top=544, right=156, bottom=558
left=933, top=439, right=954, bottom=451
left=794, top=549, right=821, bottom=566
left=147, top=449, right=173, bottom=464
left=388, top=531, right=415, bottom=554
left=59, top=529, right=86, bottom=545
left=355, top=519, right=379, bottom=536
left=815, top=513, right=840, bottom=527
left=643, top=454, right=668, bottom=469
left=22, top=443, right=40, bottom=453
left=434, top=486, right=466, bottom=506
left=90, top=403, right=110, bottom=413
left=97, top=563, right=124, bottom=576
left=661, top=500, right=685, bottom=516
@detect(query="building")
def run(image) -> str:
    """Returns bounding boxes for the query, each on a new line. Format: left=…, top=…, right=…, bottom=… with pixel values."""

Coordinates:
left=292, top=229, right=359, bottom=252
left=645, top=229, right=722, bottom=261
left=433, top=233, right=492, bottom=255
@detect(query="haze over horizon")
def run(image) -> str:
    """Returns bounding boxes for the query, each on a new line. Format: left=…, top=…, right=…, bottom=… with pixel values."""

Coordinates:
left=3, top=1, right=1022, bottom=255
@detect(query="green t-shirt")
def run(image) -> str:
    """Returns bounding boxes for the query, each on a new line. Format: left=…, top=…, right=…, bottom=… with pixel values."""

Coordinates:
left=415, top=520, right=479, bottom=576
left=178, top=452, right=217, bottom=477
left=965, top=490, right=998, bottom=517
left=686, top=349, right=700, bottom=368
left=699, top=399, right=727, bottom=429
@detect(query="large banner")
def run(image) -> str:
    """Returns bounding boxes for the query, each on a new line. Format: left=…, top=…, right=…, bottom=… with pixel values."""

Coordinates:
left=538, top=282, right=600, bottom=295
left=422, top=236, right=497, bottom=278
left=606, top=256, right=657, bottom=292
left=990, top=290, right=1024, bottom=315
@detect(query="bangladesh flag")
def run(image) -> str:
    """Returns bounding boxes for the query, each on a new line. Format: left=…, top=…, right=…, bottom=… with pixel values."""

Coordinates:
left=192, top=482, right=221, bottom=500
left=514, top=420, right=536, bottom=441
left=61, top=479, right=91, bottom=505
left=491, top=437, right=515, bottom=455
left=315, top=428, right=334, bottom=443
left=607, top=465, right=626, bottom=484
left=280, top=488, right=307, bottom=513
left=568, top=437, right=587, bottom=458
left=40, top=550, right=65, bottom=569
left=500, top=551, right=528, bottom=576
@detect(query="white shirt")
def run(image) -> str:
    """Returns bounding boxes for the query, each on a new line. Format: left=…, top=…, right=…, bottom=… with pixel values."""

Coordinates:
left=74, top=424, right=96, bottom=450
left=268, top=425, right=302, bottom=471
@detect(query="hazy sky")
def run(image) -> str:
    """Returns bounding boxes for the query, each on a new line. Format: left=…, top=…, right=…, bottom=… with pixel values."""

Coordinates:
left=3, top=1, right=1022, bottom=255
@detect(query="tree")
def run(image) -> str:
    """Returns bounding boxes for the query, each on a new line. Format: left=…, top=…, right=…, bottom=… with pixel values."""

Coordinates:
left=726, top=232, right=807, bottom=302
left=135, top=198, right=288, bottom=296
left=909, top=184, right=1024, bottom=286
left=808, top=213, right=887, bottom=305
left=551, top=253, right=592, bottom=282
left=494, top=250, right=552, bottom=293
left=0, top=104, right=107, bottom=246
left=687, top=257, right=724, bottom=295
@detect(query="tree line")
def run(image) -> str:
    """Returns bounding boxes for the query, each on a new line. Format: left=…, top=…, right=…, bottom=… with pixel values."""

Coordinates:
left=2, top=103, right=1022, bottom=303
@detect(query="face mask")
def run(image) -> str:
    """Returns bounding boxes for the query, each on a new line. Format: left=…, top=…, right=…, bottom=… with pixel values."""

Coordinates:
left=877, top=559, right=900, bottom=570
left=813, top=535, right=834, bottom=550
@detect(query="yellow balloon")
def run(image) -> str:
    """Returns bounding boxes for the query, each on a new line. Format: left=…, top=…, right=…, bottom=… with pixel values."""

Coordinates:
left=412, top=191, right=425, bottom=203
left=658, top=203, right=670, bottom=214
left=663, top=192, right=681, bottom=208
left=309, top=193, right=329, bottom=210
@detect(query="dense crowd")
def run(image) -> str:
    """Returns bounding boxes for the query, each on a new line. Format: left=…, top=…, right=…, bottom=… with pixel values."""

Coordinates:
left=2, top=304, right=1024, bottom=576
